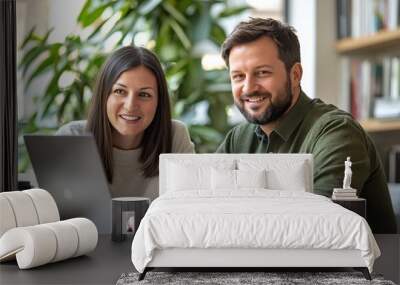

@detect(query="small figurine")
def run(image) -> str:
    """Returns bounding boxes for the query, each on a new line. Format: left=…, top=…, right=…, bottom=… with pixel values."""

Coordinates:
left=342, top=157, right=352, bottom=189
left=332, top=157, right=357, bottom=199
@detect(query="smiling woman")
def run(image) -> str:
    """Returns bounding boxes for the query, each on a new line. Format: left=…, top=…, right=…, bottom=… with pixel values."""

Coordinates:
left=106, top=66, right=158, bottom=151
left=56, top=46, right=195, bottom=200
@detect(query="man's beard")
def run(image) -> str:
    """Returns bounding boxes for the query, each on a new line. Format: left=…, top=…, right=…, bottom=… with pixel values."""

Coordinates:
left=235, top=78, right=293, bottom=125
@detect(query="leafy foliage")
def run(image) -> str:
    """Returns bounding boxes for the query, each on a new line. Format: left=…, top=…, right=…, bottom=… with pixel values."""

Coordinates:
left=19, top=0, right=248, bottom=171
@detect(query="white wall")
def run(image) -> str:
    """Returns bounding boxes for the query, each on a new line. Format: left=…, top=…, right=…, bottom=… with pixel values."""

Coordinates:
left=16, top=0, right=50, bottom=120
left=48, top=0, right=85, bottom=42
left=288, top=0, right=341, bottom=106
left=17, top=0, right=85, bottom=184
left=314, top=0, right=341, bottom=106
left=288, top=0, right=316, bottom=99
left=16, top=0, right=85, bottom=120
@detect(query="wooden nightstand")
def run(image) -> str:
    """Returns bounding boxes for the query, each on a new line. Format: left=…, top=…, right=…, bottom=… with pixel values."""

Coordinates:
left=332, top=198, right=366, bottom=219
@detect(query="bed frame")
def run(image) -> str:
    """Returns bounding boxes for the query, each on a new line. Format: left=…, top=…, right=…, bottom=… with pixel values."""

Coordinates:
left=138, top=154, right=372, bottom=281
left=139, top=248, right=371, bottom=280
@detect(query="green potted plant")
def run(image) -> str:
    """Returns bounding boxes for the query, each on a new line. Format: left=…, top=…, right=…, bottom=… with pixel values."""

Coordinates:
left=19, top=0, right=248, bottom=170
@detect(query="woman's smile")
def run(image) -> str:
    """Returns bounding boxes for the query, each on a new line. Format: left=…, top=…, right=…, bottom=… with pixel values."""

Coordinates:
left=119, top=114, right=142, bottom=122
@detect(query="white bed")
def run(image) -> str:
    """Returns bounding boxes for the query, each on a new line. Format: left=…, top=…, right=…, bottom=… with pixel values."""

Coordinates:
left=131, top=154, right=380, bottom=280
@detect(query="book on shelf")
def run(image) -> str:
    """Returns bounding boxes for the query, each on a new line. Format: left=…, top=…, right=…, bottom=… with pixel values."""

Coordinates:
left=336, top=0, right=400, bottom=39
left=349, top=56, right=400, bottom=120
left=336, top=0, right=352, bottom=39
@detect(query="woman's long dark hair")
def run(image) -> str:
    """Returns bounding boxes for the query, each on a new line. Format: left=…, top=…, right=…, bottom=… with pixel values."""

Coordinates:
left=87, top=46, right=172, bottom=182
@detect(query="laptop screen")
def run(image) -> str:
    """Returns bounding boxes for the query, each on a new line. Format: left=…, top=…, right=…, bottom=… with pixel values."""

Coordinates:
left=24, top=134, right=112, bottom=234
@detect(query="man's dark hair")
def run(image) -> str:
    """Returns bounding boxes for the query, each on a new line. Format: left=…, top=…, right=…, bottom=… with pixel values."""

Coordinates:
left=221, top=17, right=301, bottom=72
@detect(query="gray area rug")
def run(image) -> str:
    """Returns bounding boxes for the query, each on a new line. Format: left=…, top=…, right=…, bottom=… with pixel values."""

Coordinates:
left=116, top=271, right=396, bottom=285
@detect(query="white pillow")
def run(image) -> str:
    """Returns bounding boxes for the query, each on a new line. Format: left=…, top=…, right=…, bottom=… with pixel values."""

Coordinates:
left=211, top=168, right=236, bottom=190
left=237, top=159, right=308, bottom=191
left=167, top=162, right=210, bottom=191
left=166, top=159, right=235, bottom=192
left=211, top=168, right=267, bottom=190
left=236, top=169, right=267, bottom=189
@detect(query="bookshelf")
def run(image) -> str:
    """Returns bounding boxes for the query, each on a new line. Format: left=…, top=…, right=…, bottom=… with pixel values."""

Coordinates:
left=336, top=29, right=400, bottom=56
left=360, top=119, right=400, bottom=133
left=336, top=0, right=400, bottom=132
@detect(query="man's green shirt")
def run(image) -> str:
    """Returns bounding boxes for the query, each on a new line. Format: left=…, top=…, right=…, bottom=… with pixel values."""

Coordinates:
left=217, top=92, right=396, bottom=233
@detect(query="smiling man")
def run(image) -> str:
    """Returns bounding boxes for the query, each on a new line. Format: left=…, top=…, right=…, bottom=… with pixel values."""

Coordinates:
left=216, top=17, right=396, bottom=233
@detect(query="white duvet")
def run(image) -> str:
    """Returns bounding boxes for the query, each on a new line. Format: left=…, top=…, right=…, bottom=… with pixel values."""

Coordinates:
left=131, top=190, right=380, bottom=273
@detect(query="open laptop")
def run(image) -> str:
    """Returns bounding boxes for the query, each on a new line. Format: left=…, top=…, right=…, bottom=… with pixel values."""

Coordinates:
left=24, top=134, right=112, bottom=234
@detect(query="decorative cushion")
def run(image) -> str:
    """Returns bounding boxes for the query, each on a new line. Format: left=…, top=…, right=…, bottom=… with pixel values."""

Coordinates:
left=211, top=168, right=236, bottom=190
left=0, top=196, right=16, bottom=237
left=0, top=218, right=97, bottom=269
left=236, top=169, right=267, bottom=189
left=1, top=191, right=39, bottom=228
left=0, top=189, right=60, bottom=238
left=65, top=218, right=98, bottom=257
left=167, top=162, right=210, bottom=191
left=23, top=188, right=60, bottom=224
left=0, top=225, right=57, bottom=268
left=42, top=221, right=79, bottom=262
left=166, top=159, right=235, bottom=192
left=0, top=189, right=98, bottom=269
left=211, top=169, right=267, bottom=190
left=237, top=159, right=308, bottom=191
